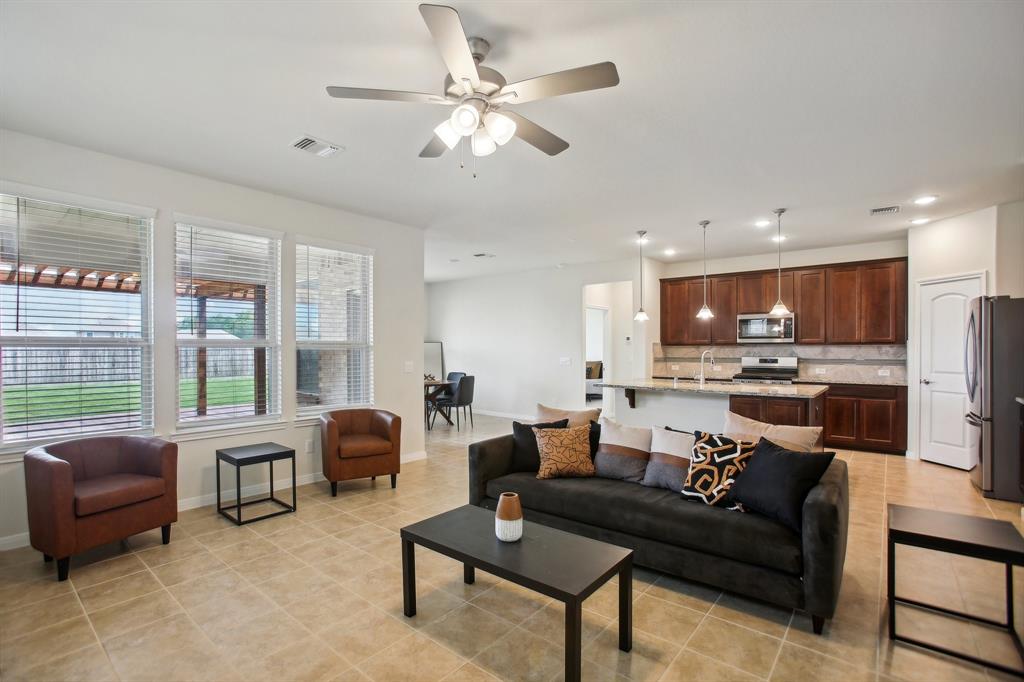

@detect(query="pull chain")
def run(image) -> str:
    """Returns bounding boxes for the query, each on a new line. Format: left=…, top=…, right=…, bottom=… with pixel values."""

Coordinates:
left=459, top=137, right=465, bottom=169
left=473, top=152, right=477, bottom=179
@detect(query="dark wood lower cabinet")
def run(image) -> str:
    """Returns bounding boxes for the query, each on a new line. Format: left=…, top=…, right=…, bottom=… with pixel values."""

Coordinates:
left=728, top=394, right=824, bottom=427
left=824, top=384, right=907, bottom=453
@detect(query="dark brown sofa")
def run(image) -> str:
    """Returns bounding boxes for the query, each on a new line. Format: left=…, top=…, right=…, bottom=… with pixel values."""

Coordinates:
left=24, top=436, right=178, bottom=581
left=320, top=409, right=401, bottom=496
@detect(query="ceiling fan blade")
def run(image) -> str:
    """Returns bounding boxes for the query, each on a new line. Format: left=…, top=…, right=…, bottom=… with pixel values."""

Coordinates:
left=418, top=4, right=480, bottom=93
left=419, top=134, right=449, bottom=158
left=501, top=111, right=569, bottom=156
left=498, top=62, right=619, bottom=104
left=326, top=86, right=451, bottom=104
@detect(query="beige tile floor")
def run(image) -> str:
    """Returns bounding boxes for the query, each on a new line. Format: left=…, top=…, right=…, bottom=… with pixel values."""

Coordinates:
left=1, top=413, right=1022, bottom=681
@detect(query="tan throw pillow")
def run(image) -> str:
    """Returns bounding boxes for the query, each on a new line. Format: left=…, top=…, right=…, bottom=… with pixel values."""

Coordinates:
left=535, top=403, right=602, bottom=427
left=535, top=425, right=596, bottom=480
left=723, top=410, right=823, bottom=452
left=594, top=417, right=652, bottom=482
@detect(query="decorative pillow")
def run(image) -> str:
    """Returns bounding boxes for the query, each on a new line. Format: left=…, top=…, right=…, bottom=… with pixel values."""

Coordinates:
left=723, top=411, right=823, bottom=452
left=681, top=432, right=756, bottom=506
left=641, top=427, right=695, bottom=491
left=535, top=425, right=596, bottom=480
left=510, top=419, right=569, bottom=472
left=536, top=403, right=602, bottom=427
left=588, top=420, right=601, bottom=457
left=594, top=418, right=652, bottom=483
left=727, top=438, right=836, bottom=531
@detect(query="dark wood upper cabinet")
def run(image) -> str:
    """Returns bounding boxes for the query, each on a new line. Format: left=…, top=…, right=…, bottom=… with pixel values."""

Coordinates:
left=736, top=273, right=767, bottom=314
left=659, top=280, right=688, bottom=345
left=685, top=278, right=711, bottom=345
left=825, top=266, right=861, bottom=343
left=858, top=260, right=907, bottom=343
left=762, top=271, right=794, bottom=312
left=793, top=268, right=826, bottom=344
left=710, top=276, right=737, bottom=344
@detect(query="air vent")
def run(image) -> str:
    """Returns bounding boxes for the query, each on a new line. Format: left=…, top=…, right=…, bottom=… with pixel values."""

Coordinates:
left=472, top=253, right=496, bottom=258
left=870, top=205, right=901, bottom=216
left=291, top=135, right=342, bottom=158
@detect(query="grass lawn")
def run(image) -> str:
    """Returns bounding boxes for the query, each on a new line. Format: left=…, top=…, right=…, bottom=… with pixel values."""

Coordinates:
left=2, top=377, right=256, bottom=422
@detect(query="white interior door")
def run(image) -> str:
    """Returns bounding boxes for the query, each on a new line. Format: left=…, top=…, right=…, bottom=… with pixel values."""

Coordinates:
left=918, top=275, right=983, bottom=468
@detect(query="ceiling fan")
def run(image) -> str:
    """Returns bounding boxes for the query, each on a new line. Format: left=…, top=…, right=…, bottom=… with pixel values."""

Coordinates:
left=325, top=3, right=620, bottom=158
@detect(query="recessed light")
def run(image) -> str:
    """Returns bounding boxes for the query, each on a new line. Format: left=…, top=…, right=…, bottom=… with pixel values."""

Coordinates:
left=772, top=235, right=787, bottom=242
left=663, top=248, right=676, bottom=256
left=913, top=195, right=937, bottom=206
left=910, top=218, right=930, bottom=225
left=755, top=219, right=771, bottom=228
left=448, top=258, right=460, bottom=263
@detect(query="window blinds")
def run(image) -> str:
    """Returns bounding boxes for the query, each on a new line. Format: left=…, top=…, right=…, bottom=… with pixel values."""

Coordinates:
left=175, top=222, right=281, bottom=424
left=295, top=243, right=373, bottom=411
left=0, top=194, right=153, bottom=443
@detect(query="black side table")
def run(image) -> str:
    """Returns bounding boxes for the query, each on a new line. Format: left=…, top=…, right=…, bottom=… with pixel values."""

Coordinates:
left=216, top=442, right=297, bottom=525
left=888, top=504, right=1024, bottom=677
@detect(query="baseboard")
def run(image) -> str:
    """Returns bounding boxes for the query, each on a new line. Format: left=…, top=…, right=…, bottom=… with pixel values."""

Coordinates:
left=177, top=472, right=325, bottom=511
left=473, top=409, right=532, bottom=421
left=0, top=532, right=29, bottom=551
left=402, top=450, right=427, bottom=463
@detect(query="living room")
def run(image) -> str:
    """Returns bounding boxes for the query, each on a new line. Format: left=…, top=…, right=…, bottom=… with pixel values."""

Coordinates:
left=1, top=2, right=1023, bottom=682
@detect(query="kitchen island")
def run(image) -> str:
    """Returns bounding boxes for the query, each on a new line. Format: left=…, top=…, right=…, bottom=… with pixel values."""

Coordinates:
left=597, top=379, right=827, bottom=432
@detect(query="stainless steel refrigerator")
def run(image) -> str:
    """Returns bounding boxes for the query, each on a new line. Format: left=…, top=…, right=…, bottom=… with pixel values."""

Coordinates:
left=964, top=295, right=1024, bottom=501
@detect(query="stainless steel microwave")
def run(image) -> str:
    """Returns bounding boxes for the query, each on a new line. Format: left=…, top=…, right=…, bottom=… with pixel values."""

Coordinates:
left=736, top=313, right=795, bottom=343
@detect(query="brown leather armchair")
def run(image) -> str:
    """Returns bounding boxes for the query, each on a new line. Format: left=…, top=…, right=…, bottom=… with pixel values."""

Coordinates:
left=24, top=436, right=178, bottom=581
left=320, top=409, right=401, bottom=496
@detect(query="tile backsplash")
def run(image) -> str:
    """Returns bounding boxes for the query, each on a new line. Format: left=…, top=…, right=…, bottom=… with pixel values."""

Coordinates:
left=653, top=343, right=907, bottom=385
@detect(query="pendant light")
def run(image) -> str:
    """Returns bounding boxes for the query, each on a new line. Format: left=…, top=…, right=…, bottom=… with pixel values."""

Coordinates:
left=696, top=220, right=714, bottom=319
left=768, top=208, right=791, bottom=316
left=634, top=230, right=650, bottom=322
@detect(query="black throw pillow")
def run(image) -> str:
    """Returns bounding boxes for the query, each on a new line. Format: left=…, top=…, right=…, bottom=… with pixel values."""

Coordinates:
left=510, top=419, right=569, bottom=472
left=727, top=438, right=836, bottom=531
left=588, top=420, right=601, bottom=458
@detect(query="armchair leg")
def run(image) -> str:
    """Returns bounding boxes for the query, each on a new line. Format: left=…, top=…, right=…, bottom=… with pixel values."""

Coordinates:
left=391, top=473, right=397, bottom=489
left=469, top=405, right=474, bottom=427
left=812, top=615, right=825, bottom=635
left=43, top=554, right=53, bottom=563
left=56, top=557, right=69, bottom=582
left=330, top=481, right=338, bottom=497
left=161, top=524, right=171, bottom=545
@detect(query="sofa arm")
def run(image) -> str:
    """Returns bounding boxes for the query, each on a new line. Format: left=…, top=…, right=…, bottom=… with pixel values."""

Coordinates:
left=468, top=434, right=515, bottom=506
left=23, top=449, right=77, bottom=559
left=320, top=414, right=339, bottom=478
left=127, top=437, right=177, bottom=480
left=370, top=410, right=401, bottom=450
left=801, top=458, right=849, bottom=619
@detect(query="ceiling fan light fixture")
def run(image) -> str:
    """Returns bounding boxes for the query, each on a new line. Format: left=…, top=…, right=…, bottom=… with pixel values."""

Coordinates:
left=450, top=103, right=481, bottom=136
left=433, top=120, right=461, bottom=150
left=483, top=112, right=516, bottom=145
left=471, top=128, right=497, bottom=156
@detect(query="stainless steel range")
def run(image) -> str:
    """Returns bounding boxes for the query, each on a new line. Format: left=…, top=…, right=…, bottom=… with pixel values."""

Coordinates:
left=732, top=356, right=798, bottom=384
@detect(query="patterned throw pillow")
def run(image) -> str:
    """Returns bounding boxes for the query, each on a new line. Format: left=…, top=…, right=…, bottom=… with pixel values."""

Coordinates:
left=641, top=427, right=695, bottom=491
left=535, top=425, right=596, bottom=480
left=594, top=418, right=652, bottom=483
left=681, top=431, right=756, bottom=506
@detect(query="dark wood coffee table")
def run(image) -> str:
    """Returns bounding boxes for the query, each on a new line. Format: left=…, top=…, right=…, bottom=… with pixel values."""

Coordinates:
left=888, top=504, right=1024, bottom=677
left=400, top=505, right=633, bottom=682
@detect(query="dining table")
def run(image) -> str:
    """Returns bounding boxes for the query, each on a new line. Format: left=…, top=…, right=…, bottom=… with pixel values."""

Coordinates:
left=424, top=380, right=454, bottom=429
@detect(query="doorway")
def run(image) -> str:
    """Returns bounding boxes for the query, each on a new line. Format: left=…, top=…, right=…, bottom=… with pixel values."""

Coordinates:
left=917, top=273, right=984, bottom=469
left=583, top=281, right=633, bottom=417
left=585, top=306, right=609, bottom=408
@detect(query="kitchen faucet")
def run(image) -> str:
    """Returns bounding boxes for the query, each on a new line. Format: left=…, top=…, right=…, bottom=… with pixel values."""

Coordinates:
left=698, top=349, right=715, bottom=388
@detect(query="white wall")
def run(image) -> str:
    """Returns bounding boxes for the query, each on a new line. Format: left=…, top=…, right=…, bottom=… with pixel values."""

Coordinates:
left=996, top=200, right=1024, bottom=298
left=0, top=129, right=425, bottom=546
left=584, top=307, right=605, bottom=362
left=426, top=260, right=658, bottom=420
left=906, top=206, right=999, bottom=459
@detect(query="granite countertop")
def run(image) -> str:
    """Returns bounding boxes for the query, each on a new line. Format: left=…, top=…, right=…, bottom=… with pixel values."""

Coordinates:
left=795, top=378, right=908, bottom=387
left=597, top=379, right=828, bottom=399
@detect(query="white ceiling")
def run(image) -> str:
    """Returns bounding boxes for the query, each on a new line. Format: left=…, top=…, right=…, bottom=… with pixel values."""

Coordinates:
left=2, top=1, right=1022, bottom=282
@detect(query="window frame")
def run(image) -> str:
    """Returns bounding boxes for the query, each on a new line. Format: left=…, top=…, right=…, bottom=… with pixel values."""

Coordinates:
left=0, top=189, right=155, bottom=449
left=294, top=237, right=374, bottom=416
left=173, top=217, right=283, bottom=429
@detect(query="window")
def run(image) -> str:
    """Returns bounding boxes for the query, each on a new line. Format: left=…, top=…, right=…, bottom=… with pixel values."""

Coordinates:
left=0, top=194, right=153, bottom=444
left=295, top=242, right=373, bottom=413
left=175, top=222, right=280, bottom=425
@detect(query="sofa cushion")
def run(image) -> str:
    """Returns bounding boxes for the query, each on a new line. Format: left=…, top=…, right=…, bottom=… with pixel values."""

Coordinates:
left=723, top=411, right=823, bottom=452
left=536, top=403, right=601, bottom=427
left=511, top=419, right=568, bottom=472
left=74, top=473, right=165, bottom=517
left=641, top=427, right=694, bottom=491
left=682, top=432, right=755, bottom=506
left=595, top=418, right=652, bottom=483
left=485, top=473, right=802, bottom=575
left=535, top=425, right=595, bottom=480
left=338, top=434, right=393, bottom=458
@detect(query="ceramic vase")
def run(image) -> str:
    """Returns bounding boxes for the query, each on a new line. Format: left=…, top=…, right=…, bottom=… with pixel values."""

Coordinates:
left=495, top=492, right=523, bottom=542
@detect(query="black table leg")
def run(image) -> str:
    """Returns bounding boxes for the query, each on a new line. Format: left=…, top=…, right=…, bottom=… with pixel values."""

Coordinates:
left=269, top=459, right=274, bottom=502
left=235, top=462, right=242, bottom=525
left=215, top=456, right=221, bottom=514
left=291, top=454, right=297, bottom=510
left=402, top=538, right=416, bottom=617
left=464, top=564, right=475, bottom=584
left=888, top=534, right=896, bottom=639
left=565, top=599, right=582, bottom=682
left=619, top=559, right=632, bottom=652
